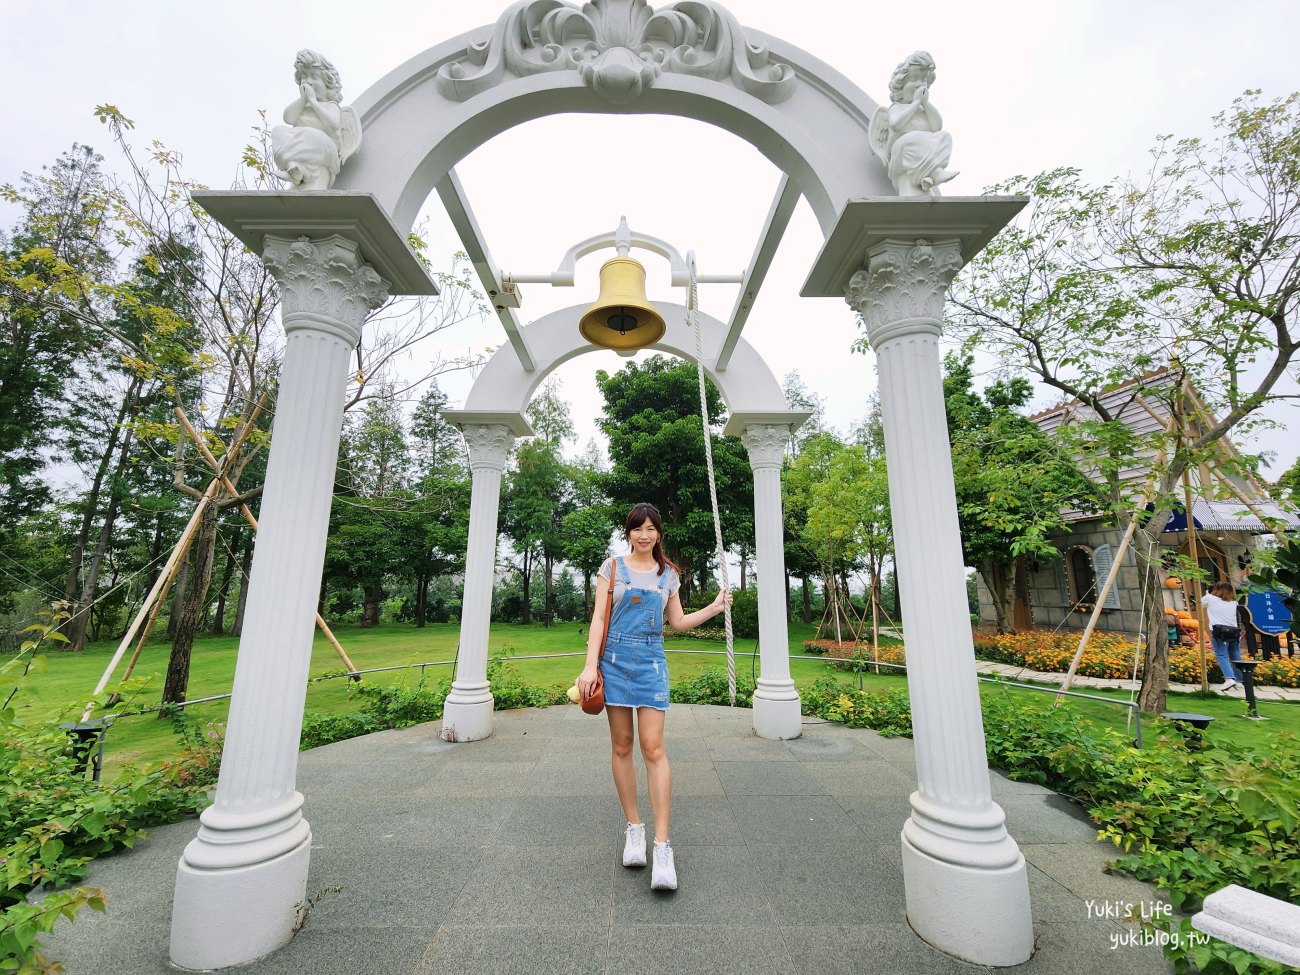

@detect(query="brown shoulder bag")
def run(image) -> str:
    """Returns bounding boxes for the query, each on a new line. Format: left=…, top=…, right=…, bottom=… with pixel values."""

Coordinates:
left=581, top=566, right=616, bottom=715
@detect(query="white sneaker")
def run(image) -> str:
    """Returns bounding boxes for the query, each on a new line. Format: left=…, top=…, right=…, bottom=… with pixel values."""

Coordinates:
left=622, top=823, right=646, bottom=868
left=651, top=840, right=677, bottom=891
left=1218, top=680, right=1238, bottom=693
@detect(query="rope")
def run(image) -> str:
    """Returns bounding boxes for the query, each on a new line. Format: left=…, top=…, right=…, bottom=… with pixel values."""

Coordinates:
left=685, top=253, right=736, bottom=706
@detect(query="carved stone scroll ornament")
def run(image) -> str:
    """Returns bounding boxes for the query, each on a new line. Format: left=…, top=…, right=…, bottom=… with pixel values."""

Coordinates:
left=741, top=424, right=790, bottom=469
left=846, top=240, right=964, bottom=348
left=271, top=50, right=362, bottom=190
left=460, top=424, right=514, bottom=472
left=867, top=51, right=958, bottom=197
left=262, top=236, right=389, bottom=340
left=436, top=0, right=795, bottom=106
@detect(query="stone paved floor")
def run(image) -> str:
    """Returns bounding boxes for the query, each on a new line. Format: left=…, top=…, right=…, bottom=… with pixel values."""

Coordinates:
left=41, top=704, right=1173, bottom=974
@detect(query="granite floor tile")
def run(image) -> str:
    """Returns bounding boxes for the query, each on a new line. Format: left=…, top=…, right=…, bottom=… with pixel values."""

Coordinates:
left=714, top=760, right=826, bottom=795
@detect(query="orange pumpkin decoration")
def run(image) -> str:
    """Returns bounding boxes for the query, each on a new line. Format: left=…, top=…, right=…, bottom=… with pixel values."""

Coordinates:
left=1164, top=576, right=1183, bottom=589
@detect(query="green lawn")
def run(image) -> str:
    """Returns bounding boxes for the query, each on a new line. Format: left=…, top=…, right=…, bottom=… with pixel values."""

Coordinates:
left=13, top=620, right=1294, bottom=772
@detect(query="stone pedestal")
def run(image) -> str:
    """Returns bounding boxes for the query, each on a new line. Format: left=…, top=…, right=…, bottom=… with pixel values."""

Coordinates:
left=846, top=238, right=1032, bottom=967
left=440, top=414, right=526, bottom=742
left=170, top=235, right=388, bottom=970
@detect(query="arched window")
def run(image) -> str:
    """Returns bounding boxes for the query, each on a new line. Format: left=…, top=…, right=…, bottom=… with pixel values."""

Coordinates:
left=1065, top=546, right=1097, bottom=608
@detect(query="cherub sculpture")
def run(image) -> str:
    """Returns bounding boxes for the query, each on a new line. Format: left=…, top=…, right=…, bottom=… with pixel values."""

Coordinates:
left=869, top=51, right=957, bottom=197
left=271, top=50, right=361, bottom=191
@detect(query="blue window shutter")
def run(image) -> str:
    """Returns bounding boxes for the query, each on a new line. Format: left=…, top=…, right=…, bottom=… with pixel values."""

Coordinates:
left=1092, top=544, right=1121, bottom=609
left=1055, top=560, right=1069, bottom=604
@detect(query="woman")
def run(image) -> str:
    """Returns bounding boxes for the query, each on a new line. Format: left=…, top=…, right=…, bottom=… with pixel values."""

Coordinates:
left=1202, top=581, right=1245, bottom=691
left=577, top=503, right=731, bottom=891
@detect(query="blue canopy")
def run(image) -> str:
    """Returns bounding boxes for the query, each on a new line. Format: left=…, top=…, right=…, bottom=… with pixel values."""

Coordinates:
left=1146, top=500, right=1300, bottom=535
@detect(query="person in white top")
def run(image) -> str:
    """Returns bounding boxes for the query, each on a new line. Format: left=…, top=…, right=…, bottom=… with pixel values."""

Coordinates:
left=1201, top=581, right=1245, bottom=691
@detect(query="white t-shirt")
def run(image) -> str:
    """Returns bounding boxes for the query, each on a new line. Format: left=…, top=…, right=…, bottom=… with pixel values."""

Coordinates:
left=1201, top=592, right=1239, bottom=629
left=596, top=556, right=680, bottom=627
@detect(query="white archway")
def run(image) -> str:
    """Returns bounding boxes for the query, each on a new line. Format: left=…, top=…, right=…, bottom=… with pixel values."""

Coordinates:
left=336, top=5, right=890, bottom=232
left=442, top=302, right=807, bottom=750
left=179, top=2, right=1034, bottom=969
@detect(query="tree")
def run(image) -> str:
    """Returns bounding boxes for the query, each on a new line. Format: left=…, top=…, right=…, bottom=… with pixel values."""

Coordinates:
left=0, top=146, right=114, bottom=609
left=526, top=377, right=577, bottom=447
left=781, top=370, right=826, bottom=454
left=785, top=430, right=890, bottom=642
left=948, top=90, right=1300, bottom=711
left=596, top=355, right=753, bottom=602
left=326, top=395, right=410, bottom=627
left=560, top=441, right=614, bottom=619
left=1277, top=455, right=1300, bottom=506
left=500, top=438, right=570, bottom=624
left=943, top=353, right=1101, bottom=633
left=406, top=382, right=470, bottom=627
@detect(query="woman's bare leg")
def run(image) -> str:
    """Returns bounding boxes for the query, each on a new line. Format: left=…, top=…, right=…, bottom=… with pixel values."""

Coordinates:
left=637, top=707, right=671, bottom=842
left=607, top=706, right=639, bottom=823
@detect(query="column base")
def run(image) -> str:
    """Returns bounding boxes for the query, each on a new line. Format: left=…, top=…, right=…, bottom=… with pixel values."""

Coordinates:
left=901, top=830, right=1033, bottom=966
left=752, top=692, right=802, bottom=740
left=170, top=831, right=311, bottom=970
left=441, top=697, right=495, bottom=741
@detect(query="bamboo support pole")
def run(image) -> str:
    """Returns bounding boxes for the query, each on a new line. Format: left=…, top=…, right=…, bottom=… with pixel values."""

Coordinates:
left=1058, top=412, right=1179, bottom=698
left=174, top=406, right=360, bottom=677
left=1182, top=468, right=1211, bottom=691
left=109, top=554, right=183, bottom=704
left=89, top=399, right=270, bottom=714
left=82, top=480, right=219, bottom=719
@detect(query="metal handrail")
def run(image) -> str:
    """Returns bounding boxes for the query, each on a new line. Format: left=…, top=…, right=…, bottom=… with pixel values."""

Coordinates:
left=115, top=646, right=1145, bottom=747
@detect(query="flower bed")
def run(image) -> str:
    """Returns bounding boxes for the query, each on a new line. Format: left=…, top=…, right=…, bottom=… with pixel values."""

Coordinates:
left=802, top=640, right=907, bottom=670
left=972, top=630, right=1300, bottom=688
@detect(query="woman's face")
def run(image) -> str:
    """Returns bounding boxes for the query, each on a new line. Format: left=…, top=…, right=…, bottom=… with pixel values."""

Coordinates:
left=628, top=517, right=659, bottom=553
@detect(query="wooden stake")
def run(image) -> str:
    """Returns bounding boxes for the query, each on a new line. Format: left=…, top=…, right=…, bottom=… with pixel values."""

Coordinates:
left=108, top=554, right=182, bottom=704
left=1058, top=411, right=1179, bottom=698
left=174, top=406, right=360, bottom=677
left=82, top=480, right=219, bottom=719
left=87, top=398, right=269, bottom=714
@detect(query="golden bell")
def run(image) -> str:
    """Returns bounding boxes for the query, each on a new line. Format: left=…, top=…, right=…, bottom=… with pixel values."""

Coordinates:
left=579, top=256, right=666, bottom=351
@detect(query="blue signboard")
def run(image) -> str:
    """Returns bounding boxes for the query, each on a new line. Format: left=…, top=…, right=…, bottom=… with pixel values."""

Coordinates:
left=1245, top=590, right=1293, bottom=636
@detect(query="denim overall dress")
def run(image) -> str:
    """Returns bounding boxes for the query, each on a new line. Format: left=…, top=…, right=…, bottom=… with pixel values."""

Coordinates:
left=600, top=557, right=673, bottom=711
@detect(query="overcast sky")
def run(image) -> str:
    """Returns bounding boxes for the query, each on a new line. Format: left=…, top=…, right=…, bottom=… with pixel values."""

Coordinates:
left=4, top=0, right=1299, bottom=478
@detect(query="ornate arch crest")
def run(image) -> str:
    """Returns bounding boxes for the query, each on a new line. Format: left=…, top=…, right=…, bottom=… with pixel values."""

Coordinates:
left=435, top=0, right=796, bottom=105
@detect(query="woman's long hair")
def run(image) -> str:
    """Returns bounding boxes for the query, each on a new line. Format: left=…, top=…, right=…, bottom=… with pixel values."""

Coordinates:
left=624, top=503, right=678, bottom=576
left=1210, top=581, right=1237, bottom=600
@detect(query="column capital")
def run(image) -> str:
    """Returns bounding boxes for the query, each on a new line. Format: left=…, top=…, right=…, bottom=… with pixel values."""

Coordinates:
left=741, top=423, right=790, bottom=469
left=845, top=238, right=963, bottom=349
left=460, top=423, right=514, bottom=472
left=262, top=234, right=390, bottom=345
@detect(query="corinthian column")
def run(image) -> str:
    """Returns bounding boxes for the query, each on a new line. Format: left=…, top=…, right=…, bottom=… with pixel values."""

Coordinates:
left=170, top=235, right=388, bottom=971
left=740, top=422, right=802, bottom=739
left=846, top=239, right=1032, bottom=967
left=441, top=421, right=514, bottom=742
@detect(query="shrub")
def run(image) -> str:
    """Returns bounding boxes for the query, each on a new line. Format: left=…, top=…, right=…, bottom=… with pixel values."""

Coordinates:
left=669, top=667, right=755, bottom=707
left=298, top=653, right=568, bottom=751
left=801, top=676, right=911, bottom=735
left=1, top=609, right=215, bottom=971
left=299, top=668, right=450, bottom=750
left=688, top=588, right=759, bottom=639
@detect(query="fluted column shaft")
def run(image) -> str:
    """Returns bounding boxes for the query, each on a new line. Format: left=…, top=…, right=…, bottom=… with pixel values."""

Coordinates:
left=847, top=238, right=1031, bottom=966
left=171, top=235, right=388, bottom=971
left=742, top=424, right=801, bottom=739
left=441, top=424, right=513, bottom=742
